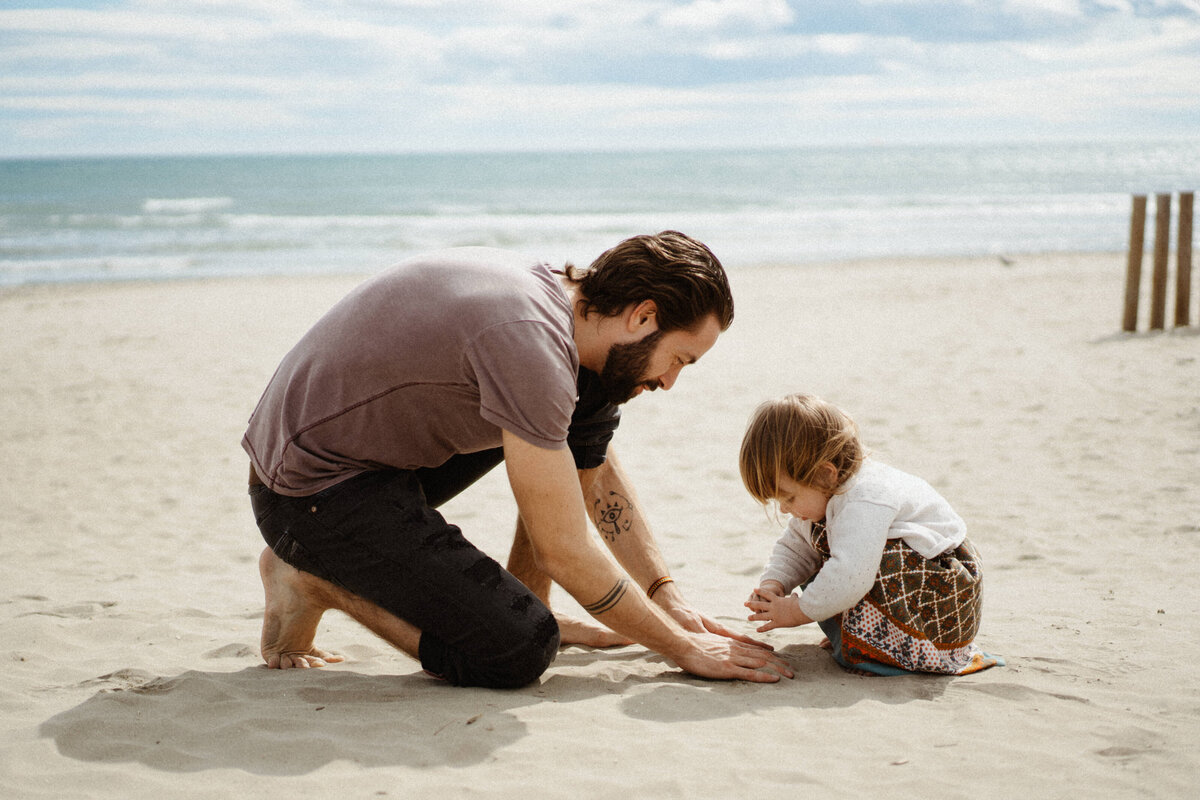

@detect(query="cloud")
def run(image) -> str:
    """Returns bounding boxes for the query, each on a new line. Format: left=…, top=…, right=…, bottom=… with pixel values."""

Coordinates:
left=0, top=0, right=1198, bottom=155
left=656, top=0, right=796, bottom=31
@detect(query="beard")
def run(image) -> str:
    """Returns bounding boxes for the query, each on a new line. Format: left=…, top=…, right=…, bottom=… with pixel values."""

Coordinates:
left=598, top=329, right=664, bottom=405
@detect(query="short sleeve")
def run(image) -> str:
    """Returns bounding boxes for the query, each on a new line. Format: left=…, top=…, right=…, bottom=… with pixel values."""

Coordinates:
left=467, top=320, right=578, bottom=450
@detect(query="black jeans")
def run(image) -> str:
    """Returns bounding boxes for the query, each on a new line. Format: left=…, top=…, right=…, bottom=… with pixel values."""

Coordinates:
left=249, top=451, right=559, bottom=688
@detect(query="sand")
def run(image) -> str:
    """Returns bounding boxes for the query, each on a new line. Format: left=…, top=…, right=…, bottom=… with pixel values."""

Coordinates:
left=2, top=252, right=1198, bottom=798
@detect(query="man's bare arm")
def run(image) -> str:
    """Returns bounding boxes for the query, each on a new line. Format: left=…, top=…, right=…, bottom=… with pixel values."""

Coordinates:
left=582, top=449, right=674, bottom=594
left=582, top=446, right=775, bottom=648
left=505, top=460, right=635, bottom=648
left=501, top=430, right=788, bottom=682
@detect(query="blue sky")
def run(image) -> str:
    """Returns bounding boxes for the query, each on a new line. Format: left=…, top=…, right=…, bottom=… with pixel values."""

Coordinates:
left=1, top=0, right=1198, bottom=156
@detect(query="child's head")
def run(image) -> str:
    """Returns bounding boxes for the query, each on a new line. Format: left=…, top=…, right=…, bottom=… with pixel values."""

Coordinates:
left=739, top=393, right=864, bottom=506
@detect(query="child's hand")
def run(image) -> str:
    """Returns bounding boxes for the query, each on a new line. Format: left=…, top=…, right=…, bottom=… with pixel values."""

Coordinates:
left=744, top=586, right=813, bottom=632
left=747, top=580, right=785, bottom=605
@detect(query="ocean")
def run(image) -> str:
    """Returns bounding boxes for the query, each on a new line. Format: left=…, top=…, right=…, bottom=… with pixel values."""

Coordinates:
left=1, top=141, right=1197, bottom=286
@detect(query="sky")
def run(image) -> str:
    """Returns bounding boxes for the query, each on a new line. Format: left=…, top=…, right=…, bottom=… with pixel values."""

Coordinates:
left=1, top=0, right=1198, bottom=157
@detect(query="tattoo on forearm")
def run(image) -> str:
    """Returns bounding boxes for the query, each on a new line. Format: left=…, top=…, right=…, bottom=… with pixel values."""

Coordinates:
left=593, top=491, right=633, bottom=542
left=583, top=579, right=628, bottom=615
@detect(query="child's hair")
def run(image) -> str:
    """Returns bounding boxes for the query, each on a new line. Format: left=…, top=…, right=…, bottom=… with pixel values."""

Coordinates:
left=739, top=393, right=865, bottom=504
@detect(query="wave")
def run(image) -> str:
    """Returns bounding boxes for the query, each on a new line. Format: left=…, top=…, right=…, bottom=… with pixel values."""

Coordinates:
left=4, top=142, right=1193, bottom=286
left=141, top=197, right=234, bottom=214
left=1, top=196, right=1140, bottom=286
left=0, top=255, right=193, bottom=284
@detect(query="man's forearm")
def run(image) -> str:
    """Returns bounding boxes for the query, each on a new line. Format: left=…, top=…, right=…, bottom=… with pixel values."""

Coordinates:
left=583, top=448, right=675, bottom=594
left=506, top=515, right=551, bottom=602
left=508, top=445, right=688, bottom=613
left=501, top=430, right=692, bottom=659
left=511, top=449, right=671, bottom=596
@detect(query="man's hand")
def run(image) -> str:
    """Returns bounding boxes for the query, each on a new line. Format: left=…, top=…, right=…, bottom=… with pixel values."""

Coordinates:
left=670, top=632, right=793, bottom=682
left=663, top=601, right=775, bottom=650
left=744, top=586, right=813, bottom=633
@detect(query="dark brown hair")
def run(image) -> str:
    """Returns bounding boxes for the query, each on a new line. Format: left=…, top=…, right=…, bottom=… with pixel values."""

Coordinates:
left=566, top=231, right=733, bottom=333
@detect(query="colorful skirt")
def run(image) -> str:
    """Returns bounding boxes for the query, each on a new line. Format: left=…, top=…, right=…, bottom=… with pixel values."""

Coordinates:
left=810, top=521, right=1003, bottom=676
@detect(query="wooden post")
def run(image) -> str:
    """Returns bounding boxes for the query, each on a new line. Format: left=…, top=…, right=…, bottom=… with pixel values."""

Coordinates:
left=1175, top=191, right=1194, bottom=328
left=1123, top=195, right=1146, bottom=332
left=1149, top=193, right=1171, bottom=330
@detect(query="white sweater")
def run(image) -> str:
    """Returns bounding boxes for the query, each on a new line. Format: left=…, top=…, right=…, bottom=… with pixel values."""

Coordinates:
left=759, top=459, right=967, bottom=622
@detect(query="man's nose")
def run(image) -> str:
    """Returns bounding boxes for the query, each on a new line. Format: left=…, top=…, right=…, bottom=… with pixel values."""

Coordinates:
left=658, top=365, right=682, bottom=391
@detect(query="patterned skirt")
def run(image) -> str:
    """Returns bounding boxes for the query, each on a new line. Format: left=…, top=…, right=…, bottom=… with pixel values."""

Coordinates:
left=810, top=521, right=1002, bottom=676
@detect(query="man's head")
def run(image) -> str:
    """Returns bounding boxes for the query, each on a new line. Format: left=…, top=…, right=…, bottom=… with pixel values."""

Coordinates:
left=568, top=231, right=731, bottom=405
left=567, top=230, right=734, bottom=335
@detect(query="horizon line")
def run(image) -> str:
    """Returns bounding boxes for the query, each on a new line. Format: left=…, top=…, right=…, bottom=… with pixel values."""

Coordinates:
left=4, top=135, right=1200, bottom=162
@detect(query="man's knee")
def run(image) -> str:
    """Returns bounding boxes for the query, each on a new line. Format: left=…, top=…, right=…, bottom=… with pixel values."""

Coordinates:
left=419, top=602, right=560, bottom=689
left=476, top=606, right=560, bottom=689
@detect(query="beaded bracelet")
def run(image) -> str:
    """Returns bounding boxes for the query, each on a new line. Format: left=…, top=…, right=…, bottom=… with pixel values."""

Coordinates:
left=646, top=576, right=675, bottom=599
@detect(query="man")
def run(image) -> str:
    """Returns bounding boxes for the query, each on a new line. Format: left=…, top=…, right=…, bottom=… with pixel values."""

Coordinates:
left=243, top=231, right=791, bottom=688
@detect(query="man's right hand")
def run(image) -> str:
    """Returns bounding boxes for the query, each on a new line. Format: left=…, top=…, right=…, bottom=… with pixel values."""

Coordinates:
left=669, top=633, right=793, bottom=682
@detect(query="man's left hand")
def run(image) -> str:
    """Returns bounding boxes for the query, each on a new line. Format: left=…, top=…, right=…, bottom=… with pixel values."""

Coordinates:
left=663, top=603, right=775, bottom=650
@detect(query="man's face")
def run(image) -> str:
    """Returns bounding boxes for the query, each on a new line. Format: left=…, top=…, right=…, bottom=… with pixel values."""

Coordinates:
left=598, top=314, right=722, bottom=405
left=599, top=329, right=664, bottom=405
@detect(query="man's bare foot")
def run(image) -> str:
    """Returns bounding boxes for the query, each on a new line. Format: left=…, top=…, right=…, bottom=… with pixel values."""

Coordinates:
left=554, top=613, right=634, bottom=648
left=259, top=547, right=346, bottom=669
left=819, top=636, right=832, bottom=651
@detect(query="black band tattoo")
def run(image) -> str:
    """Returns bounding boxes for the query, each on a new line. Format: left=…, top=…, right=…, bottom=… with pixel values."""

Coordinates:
left=593, top=490, right=633, bottom=542
left=583, top=579, right=629, bottom=615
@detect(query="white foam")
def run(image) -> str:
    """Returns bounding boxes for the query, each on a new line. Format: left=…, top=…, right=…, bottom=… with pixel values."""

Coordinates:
left=0, top=256, right=192, bottom=284
left=142, top=197, right=233, bottom=214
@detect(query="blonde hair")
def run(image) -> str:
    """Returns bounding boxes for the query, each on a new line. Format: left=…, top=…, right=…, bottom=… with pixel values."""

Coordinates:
left=739, top=393, right=865, bottom=504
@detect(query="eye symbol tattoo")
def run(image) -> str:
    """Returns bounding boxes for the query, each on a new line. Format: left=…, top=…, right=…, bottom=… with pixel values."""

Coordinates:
left=593, top=491, right=633, bottom=541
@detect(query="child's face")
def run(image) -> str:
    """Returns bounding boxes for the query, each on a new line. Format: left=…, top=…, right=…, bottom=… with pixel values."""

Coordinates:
left=773, top=474, right=830, bottom=522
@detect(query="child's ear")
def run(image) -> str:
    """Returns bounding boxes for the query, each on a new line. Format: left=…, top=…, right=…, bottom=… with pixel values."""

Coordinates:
left=815, top=461, right=839, bottom=493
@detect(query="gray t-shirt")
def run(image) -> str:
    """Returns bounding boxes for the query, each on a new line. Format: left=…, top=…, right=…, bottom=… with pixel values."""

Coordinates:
left=242, top=247, right=579, bottom=497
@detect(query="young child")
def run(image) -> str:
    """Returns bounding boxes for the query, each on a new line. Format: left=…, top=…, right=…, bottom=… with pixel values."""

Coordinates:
left=740, top=393, right=1001, bottom=676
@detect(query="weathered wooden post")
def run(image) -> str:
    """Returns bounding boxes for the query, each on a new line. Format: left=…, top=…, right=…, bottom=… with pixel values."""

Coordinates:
left=1123, top=195, right=1147, bottom=332
left=1149, top=193, right=1172, bottom=330
left=1175, top=191, right=1194, bottom=328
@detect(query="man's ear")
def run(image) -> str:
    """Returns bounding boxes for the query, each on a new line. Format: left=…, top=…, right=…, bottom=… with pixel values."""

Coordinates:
left=625, top=300, right=658, bottom=333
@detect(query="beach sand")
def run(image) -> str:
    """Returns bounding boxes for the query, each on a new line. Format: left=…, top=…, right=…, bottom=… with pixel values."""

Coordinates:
left=2, top=253, right=1198, bottom=798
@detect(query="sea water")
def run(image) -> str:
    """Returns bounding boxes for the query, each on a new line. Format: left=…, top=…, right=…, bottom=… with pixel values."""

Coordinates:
left=1, top=141, right=1197, bottom=286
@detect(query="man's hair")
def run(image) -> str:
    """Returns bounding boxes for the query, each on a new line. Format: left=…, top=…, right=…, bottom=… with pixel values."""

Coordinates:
left=566, top=231, right=734, bottom=333
left=739, top=394, right=865, bottom=504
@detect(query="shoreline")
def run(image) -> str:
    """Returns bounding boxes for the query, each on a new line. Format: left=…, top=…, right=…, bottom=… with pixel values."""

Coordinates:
left=0, top=248, right=1143, bottom=294
left=3, top=250, right=1198, bottom=798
